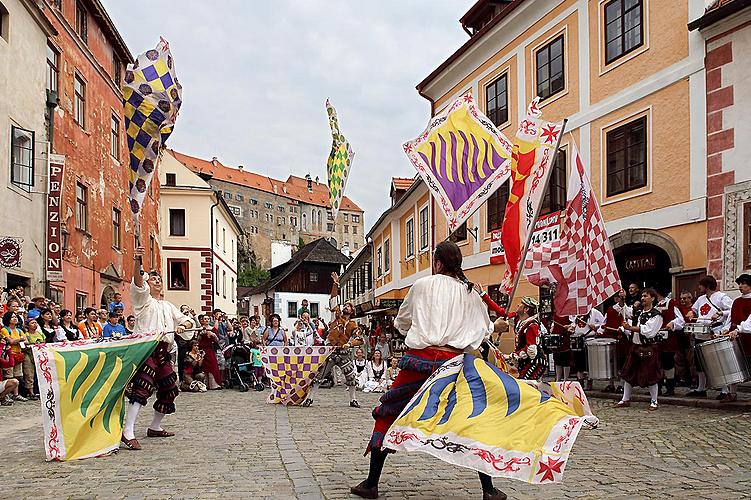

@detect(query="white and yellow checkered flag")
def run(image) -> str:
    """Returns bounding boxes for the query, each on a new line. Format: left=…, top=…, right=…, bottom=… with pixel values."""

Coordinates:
left=123, top=38, right=182, bottom=215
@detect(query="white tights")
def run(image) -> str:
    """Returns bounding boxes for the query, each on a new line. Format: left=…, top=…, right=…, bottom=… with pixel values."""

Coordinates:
left=555, top=366, right=570, bottom=382
left=621, top=382, right=659, bottom=404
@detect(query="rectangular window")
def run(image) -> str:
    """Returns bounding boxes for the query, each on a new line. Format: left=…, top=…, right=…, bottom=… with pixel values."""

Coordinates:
left=229, top=205, right=241, bottom=217
left=165, top=173, right=176, bottom=186
left=344, top=225, right=349, bottom=234
left=250, top=198, right=258, bottom=205
left=352, top=215, right=360, bottom=223
left=224, top=192, right=232, bottom=200
left=223, top=270, right=227, bottom=298
left=236, top=193, right=243, bottom=201
left=278, top=206, right=285, bottom=212
left=344, top=214, right=349, bottom=222
left=75, top=182, right=88, bottom=231
left=215, top=265, right=219, bottom=295
left=384, top=239, right=391, bottom=273
left=76, top=1, right=87, bottom=43
left=53, top=0, right=62, bottom=10
left=231, top=277, right=235, bottom=302
left=167, top=259, right=189, bottom=290
left=112, top=208, right=121, bottom=250
left=310, top=303, right=319, bottom=318
left=406, top=218, right=415, bottom=257
left=449, top=222, right=467, bottom=243
left=47, top=44, right=59, bottom=93
left=486, top=73, right=509, bottom=127
left=288, top=301, right=298, bottom=318
left=310, top=272, right=318, bottom=282
left=10, top=126, right=35, bottom=191
left=74, top=75, right=86, bottom=127
left=149, top=235, right=156, bottom=269
left=539, top=149, right=566, bottom=215
left=328, top=211, right=334, bottom=220
left=169, top=208, right=186, bottom=236
left=112, top=54, right=121, bottom=87
left=110, top=115, right=120, bottom=158
left=536, top=34, right=565, bottom=101
left=377, top=247, right=383, bottom=276
left=744, top=202, right=751, bottom=269
left=487, top=181, right=509, bottom=232
left=215, top=219, right=219, bottom=245
left=76, top=292, right=88, bottom=312
left=606, top=115, right=647, bottom=197
left=419, top=206, right=429, bottom=250
left=354, top=242, right=359, bottom=250
left=49, top=287, right=64, bottom=305
left=605, top=0, right=644, bottom=65
left=327, top=223, right=335, bottom=231
left=265, top=202, right=273, bottom=209
left=222, top=228, right=226, bottom=252
left=353, top=225, right=357, bottom=235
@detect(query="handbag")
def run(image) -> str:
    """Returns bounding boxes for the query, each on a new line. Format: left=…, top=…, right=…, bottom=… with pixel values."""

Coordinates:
left=0, top=344, right=14, bottom=369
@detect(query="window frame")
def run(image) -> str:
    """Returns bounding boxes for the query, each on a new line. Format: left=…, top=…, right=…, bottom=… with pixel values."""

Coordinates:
left=165, top=173, right=176, bottom=186
left=418, top=205, right=429, bottom=251
left=535, top=33, right=565, bottom=102
left=485, top=72, right=509, bottom=128
left=75, top=1, right=88, bottom=44
left=110, top=114, right=120, bottom=159
left=75, top=292, right=88, bottom=312
left=74, top=74, right=86, bottom=128
left=744, top=202, right=751, bottom=269
left=112, top=53, right=121, bottom=87
left=539, top=147, right=567, bottom=216
left=605, top=115, right=648, bottom=198
left=112, top=207, right=121, bottom=250
left=486, top=181, right=509, bottom=233
left=10, top=125, right=35, bottom=192
left=377, top=246, right=383, bottom=277
left=405, top=217, right=415, bottom=258
left=47, top=44, right=59, bottom=94
left=167, top=258, right=190, bottom=291
left=603, top=0, right=645, bottom=66
left=75, top=182, right=88, bottom=232
left=169, top=208, right=186, bottom=237
left=149, top=235, right=156, bottom=269
left=384, top=238, right=391, bottom=274
left=288, top=301, right=298, bottom=318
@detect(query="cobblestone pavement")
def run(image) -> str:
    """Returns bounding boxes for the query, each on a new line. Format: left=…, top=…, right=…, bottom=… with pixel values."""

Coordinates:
left=4, top=386, right=751, bottom=499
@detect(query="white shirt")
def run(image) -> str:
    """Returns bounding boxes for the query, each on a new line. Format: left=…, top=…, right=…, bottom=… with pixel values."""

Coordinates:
left=629, top=310, right=664, bottom=345
left=692, top=291, right=733, bottom=336
left=395, top=274, right=492, bottom=351
left=130, top=280, right=193, bottom=345
left=569, top=309, right=605, bottom=338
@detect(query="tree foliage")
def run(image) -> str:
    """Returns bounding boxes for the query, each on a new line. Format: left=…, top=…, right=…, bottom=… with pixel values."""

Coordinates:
left=238, top=263, right=269, bottom=288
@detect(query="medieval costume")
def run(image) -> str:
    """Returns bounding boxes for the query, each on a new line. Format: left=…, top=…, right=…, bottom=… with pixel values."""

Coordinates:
left=599, top=300, right=632, bottom=391
left=549, top=314, right=572, bottom=382
left=689, top=289, right=732, bottom=396
left=512, top=303, right=547, bottom=381
left=656, top=296, right=685, bottom=396
left=569, top=309, right=605, bottom=387
left=721, top=273, right=751, bottom=402
left=617, top=306, right=663, bottom=410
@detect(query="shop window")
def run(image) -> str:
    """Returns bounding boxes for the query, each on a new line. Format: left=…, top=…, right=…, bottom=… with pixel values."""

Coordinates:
left=606, top=116, right=647, bottom=197
left=168, top=259, right=189, bottom=290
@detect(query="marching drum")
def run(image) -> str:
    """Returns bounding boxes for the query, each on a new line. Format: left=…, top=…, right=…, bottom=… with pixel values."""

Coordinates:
left=684, top=323, right=712, bottom=337
left=571, top=335, right=585, bottom=352
left=695, top=337, right=751, bottom=389
left=542, top=334, right=563, bottom=351
left=586, top=338, right=618, bottom=380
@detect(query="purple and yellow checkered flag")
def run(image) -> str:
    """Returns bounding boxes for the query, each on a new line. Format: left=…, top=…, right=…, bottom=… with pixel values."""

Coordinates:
left=261, top=346, right=334, bottom=405
left=123, top=38, right=182, bottom=215
left=326, top=99, right=354, bottom=219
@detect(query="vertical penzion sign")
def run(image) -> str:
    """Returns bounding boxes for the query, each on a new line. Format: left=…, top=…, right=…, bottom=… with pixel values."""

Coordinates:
left=47, top=154, right=65, bottom=282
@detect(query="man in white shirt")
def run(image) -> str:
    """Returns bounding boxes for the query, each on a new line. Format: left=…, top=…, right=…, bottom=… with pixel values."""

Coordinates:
left=569, top=308, right=605, bottom=390
left=688, top=275, right=733, bottom=397
left=121, top=246, right=194, bottom=451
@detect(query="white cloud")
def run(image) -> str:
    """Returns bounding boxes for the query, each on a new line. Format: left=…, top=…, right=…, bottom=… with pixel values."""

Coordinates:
left=103, top=0, right=474, bottom=229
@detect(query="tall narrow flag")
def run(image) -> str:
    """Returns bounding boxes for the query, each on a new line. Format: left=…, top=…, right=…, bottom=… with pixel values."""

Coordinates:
left=524, top=143, right=621, bottom=315
left=385, top=354, right=596, bottom=484
left=33, top=334, right=160, bottom=461
left=326, top=100, right=354, bottom=220
left=500, top=100, right=563, bottom=293
left=404, top=92, right=513, bottom=230
left=124, top=38, right=182, bottom=215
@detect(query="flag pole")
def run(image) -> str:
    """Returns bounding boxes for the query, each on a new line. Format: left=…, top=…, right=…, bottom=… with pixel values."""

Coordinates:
left=507, top=117, right=568, bottom=307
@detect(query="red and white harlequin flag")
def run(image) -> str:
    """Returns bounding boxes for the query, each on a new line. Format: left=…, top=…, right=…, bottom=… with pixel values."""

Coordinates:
left=524, top=143, right=620, bottom=315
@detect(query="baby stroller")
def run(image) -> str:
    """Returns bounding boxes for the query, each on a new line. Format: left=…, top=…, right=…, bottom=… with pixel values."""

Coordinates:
left=224, top=343, right=261, bottom=392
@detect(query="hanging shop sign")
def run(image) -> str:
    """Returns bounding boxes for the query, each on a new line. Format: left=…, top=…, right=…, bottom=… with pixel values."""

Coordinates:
left=47, top=155, right=65, bottom=282
left=0, top=237, right=22, bottom=268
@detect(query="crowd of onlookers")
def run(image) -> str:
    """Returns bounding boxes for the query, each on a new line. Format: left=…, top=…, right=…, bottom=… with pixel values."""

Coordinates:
left=0, top=287, right=403, bottom=405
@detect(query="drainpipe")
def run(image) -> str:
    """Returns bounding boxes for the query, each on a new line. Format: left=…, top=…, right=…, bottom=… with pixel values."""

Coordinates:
left=210, top=194, right=220, bottom=312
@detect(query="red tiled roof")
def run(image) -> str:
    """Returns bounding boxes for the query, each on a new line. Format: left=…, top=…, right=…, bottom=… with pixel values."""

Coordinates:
left=391, top=177, right=416, bottom=191
left=706, top=0, right=735, bottom=11
left=168, top=150, right=363, bottom=212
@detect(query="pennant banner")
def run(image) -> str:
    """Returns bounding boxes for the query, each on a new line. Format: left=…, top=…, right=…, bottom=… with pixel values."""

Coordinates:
left=326, top=100, right=354, bottom=220
left=500, top=99, right=563, bottom=293
left=124, top=38, right=182, bottom=215
left=385, top=354, right=596, bottom=484
left=33, top=334, right=160, bottom=461
left=404, top=92, right=513, bottom=231
left=524, top=143, right=621, bottom=315
left=261, top=346, right=334, bottom=405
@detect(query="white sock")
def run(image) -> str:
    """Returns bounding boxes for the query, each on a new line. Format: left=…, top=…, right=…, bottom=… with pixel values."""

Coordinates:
left=555, top=366, right=563, bottom=382
left=665, top=368, right=675, bottom=380
left=622, top=382, right=632, bottom=401
left=729, top=383, right=737, bottom=395
left=149, top=411, right=165, bottom=431
left=697, top=373, right=707, bottom=391
left=308, top=382, right=318, bottom=401
left=123, top=402, right=142, bottom=440
left=720, top=385, right=729, bottom=395
left=649, top=384, right=658, bottom=403
left=348, top=384, right=356, bottom=401
left=563, top=366, right=570, bottom=381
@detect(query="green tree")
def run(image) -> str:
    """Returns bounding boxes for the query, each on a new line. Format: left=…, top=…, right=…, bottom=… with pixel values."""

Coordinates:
left=237, top=263, right=269, bottom=288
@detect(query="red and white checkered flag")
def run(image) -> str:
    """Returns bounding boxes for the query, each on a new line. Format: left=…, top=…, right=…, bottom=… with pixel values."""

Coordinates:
left=524, top=143, right=620, bottom=315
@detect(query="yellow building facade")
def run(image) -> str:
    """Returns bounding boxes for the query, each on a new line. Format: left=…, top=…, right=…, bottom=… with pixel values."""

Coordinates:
left=372, top=0, right=710, bottom=309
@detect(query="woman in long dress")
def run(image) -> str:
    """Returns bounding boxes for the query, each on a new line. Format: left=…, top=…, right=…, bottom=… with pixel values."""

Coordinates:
left=197, top=314, right=222, bottom=390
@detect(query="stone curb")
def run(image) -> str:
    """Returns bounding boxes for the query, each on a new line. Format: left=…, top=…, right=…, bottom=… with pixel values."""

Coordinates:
left=587, top=390, right=751, bottom=410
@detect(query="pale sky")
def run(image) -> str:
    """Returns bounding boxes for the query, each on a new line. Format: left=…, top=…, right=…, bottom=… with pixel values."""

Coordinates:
left=102, top=0, right=475, bottom=231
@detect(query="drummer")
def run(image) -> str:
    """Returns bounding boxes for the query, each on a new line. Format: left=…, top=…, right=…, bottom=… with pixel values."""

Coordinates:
left=688, top=275, right=733, bottom=398
left=718, top=273, right=751, bottom=403
left=655, top=289, right=685, bottom=397
left=674, top=291, right=696, bottom=388
left=599, top=289, right=632, bottom=392
left=615, top=288, right=664, bottom=411
left=550, top=313, right=573, bottom=382
left=569, top=308, right=605, bottom=391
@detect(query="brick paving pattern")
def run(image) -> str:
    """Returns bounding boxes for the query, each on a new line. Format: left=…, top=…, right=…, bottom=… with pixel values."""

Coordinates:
left=4, top=387, right=750, bottom=498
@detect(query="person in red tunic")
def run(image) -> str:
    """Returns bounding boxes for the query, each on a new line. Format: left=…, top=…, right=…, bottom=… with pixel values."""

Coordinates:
left=719, top=273, right=751, bottom=402
left=655, top=290, right=685, bottom=396
left=550, top=313, right=573, bottom=382
left=509, top=297, right=547, bottom=381
left=674, top=291, right=696, bottom=388
left=599, top=289, right=631, bottom=392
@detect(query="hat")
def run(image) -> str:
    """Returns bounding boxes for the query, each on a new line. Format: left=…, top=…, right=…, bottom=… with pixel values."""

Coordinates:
left=736, top=273, right=751, bottom=286
left=520, top=296, right=539, bottom=308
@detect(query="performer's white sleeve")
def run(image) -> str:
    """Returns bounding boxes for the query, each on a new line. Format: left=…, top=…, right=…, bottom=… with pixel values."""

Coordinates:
left=739, top=313, right=751, bottom=333
left=168, top=301, right=193, bottom=329
left=130, top=279, right=151, bottom=315
left=639, top=315, right=663, bottom=340
left=670, top=307, right=685, bottom=331
left=720, top=294, right=733, bottom=319
left=394, top=284, right=416, bottom=336
left=624, top=305, right=633, bottom=320
left=591, top=309, right=606, bottom=327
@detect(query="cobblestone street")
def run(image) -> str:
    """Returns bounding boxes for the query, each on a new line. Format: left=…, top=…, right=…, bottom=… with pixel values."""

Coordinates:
left=3, top=386, right=751, bottom=499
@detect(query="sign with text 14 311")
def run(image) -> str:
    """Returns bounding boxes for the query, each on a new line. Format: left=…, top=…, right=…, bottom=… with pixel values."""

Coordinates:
left=529, top=211, right=561, bottom=246
left=490, top=230, right=505, bottom=265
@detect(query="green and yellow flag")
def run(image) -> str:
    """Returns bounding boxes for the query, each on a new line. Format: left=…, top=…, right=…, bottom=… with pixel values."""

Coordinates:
left=325, top=99, right=354, bottom=219
left=33, top=334, right=159, bottom=461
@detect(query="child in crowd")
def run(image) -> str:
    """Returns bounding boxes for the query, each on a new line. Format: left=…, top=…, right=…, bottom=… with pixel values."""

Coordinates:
left=250, top=342, right=264, bottom=387
left=108, top=293, right=125, bottom=313
left=102, top=312, right=127, bottom=339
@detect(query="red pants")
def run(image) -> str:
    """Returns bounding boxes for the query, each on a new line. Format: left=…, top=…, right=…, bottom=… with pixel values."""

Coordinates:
left=129, top=343, right=179, bottom=414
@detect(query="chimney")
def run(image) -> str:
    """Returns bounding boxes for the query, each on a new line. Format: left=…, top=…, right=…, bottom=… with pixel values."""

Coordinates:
left=238, top=165, right=244, bottom=171
left=315, top=176, right=319, bottom=184
left=282, top=184, right=287, bottom=194
left=305, top=174, right=313, bottom=193
left=273, top=184, right=278, bottom=194
left=211, top=157, right=218, bottom=167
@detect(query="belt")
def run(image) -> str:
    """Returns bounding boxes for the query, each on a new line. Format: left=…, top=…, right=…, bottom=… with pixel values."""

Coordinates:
left=431, top=345, right=463, bottom=354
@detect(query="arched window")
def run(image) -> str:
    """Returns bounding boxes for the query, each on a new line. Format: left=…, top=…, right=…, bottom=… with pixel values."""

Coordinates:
left=302, top=213, right=308, bottom=231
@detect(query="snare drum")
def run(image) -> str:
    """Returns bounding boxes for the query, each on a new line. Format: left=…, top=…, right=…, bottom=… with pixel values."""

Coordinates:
left=684, top=323, right=712, bottom=337
left=656, top=330, right=669, bottom=343
left=543, top=334, right=563, bottom=351
left=695, top=337, right=751, bottom=388
left=570, top=335, right=585, bottom=352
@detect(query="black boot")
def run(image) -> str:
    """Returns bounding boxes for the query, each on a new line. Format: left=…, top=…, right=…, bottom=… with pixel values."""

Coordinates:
left=479, top=472, right=507, bottom=500
left=351, top=447, right=387, bottom=499
left=665, top=378, right=675, bottom=396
